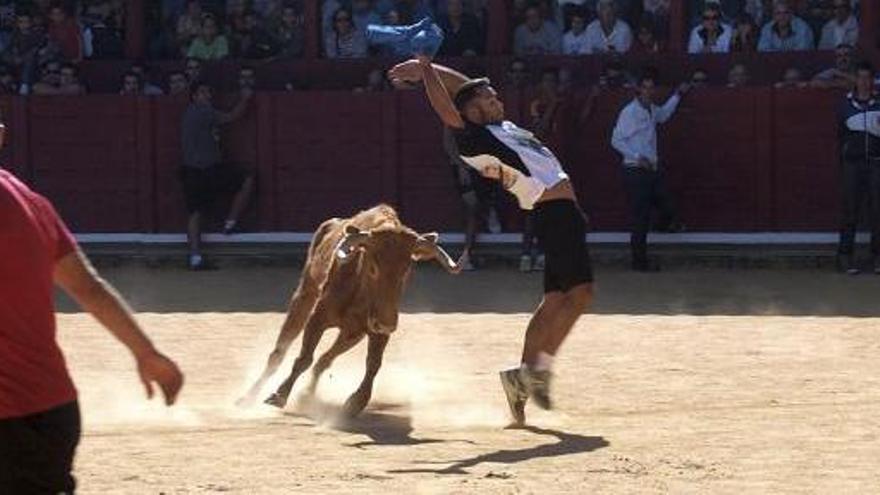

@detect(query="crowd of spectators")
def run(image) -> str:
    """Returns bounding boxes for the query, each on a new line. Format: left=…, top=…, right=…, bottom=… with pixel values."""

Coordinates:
left=0, top=0, right=870, bottom=96
left=0, top=1, right=125, bottom=94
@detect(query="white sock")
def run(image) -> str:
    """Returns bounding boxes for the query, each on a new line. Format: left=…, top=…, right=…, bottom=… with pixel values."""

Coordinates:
left=189, top=254, right=203, bottom=266
left=533, top=352, right=555, bottom=372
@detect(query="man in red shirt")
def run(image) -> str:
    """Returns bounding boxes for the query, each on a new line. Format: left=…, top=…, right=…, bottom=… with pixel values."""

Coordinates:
left=48, top=4, right=83, bottom=62
left=0, top=124, right=183, bottom=492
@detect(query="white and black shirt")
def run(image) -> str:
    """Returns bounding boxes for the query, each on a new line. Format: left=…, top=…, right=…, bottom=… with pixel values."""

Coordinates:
left=454, top=120, right=569, bottom=209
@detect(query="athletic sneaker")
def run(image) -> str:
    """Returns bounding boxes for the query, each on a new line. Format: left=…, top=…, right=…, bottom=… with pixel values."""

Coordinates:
left=460, top=257, right=476, bottom=272
left=499, top=368, right=528, bottom=426
left=520, top=368, right=553, bottom=410
left=533, top=254, right=545, bottom=271
left=519, top=254, right=532, bottom=272
left=837, top=254, right=859, bottom=275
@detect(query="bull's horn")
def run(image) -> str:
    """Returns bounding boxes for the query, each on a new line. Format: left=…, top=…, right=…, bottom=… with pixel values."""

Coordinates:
left=414, top=233, right=462, bottom=274
left=335, top=226, right=370, bottom=261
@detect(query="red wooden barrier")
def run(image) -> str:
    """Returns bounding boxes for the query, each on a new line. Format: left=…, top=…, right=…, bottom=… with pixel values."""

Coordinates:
left=771, top=89, right=843, bottom=231
left=1, top=88, right=855, bottom=234
left=27, top=96, right=146, bottom=232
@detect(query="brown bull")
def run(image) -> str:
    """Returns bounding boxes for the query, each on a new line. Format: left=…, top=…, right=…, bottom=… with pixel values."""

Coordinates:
left=239, top=204, right=460, bottom=416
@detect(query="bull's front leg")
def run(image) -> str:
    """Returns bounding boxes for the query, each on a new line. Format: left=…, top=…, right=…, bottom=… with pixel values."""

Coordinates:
left=265, top=317, right=328, bottom=408
left=343, top=332, right=389, bottom=417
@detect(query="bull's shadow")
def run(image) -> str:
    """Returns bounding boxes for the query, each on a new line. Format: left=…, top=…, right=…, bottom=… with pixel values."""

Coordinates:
left=283, top=399, right=465, bottom=448
left=388, top=426, right=609, bottom=475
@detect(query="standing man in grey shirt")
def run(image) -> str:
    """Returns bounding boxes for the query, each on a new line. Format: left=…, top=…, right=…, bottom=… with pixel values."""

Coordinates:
left=180, top=80, right=255, bottom=270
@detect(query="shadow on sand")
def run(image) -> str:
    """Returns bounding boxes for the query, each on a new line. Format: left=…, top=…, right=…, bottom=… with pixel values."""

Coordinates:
left=283, top=400, right=472, bottom=449
left=388, top=425, right=609, bottom=475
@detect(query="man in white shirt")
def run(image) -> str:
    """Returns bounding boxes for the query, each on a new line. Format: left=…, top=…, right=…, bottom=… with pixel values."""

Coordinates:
left=688, top=3, right=733, bottom=53
left=584, top=0, right=633, bottom=54
left=513, top=5, right=562, bottom=55
left=562, top=12, right=590, bottom=55
left=819, top=0, right=859, bottom=50
left=757, top=0, right=814, bottom=52
left=612, top=68, right=690, bottom=271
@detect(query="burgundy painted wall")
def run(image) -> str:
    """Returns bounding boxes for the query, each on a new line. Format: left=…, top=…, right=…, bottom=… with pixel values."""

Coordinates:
left=3, top=88, right=846, bottom=233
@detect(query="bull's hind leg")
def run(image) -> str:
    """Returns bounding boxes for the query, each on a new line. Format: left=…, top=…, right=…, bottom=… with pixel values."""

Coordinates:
left=304, top=329, right=366, bottom=397
left=342, top=332, right=389, bottom=417
left=264, top=315, right=329, bottom=408
left=237, top=283, right=325, bottom=406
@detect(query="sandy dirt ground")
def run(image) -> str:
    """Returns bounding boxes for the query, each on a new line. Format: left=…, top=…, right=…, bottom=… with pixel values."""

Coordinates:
left=56, top=264, right=880, bottom=494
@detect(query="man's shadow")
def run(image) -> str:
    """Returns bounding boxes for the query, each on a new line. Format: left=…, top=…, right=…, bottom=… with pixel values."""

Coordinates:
left=284, top=400, right=471, bottom=449
left=388, top=426, right=610, bottom=475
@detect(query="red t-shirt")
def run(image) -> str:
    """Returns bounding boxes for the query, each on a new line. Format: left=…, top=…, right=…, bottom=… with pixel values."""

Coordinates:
left=49, top=19, right=83, bottom=61
left=0, top=169, right=77, bottom=419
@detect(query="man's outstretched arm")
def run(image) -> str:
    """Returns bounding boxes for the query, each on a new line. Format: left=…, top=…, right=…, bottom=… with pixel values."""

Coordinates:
left=416, top=56, right=465, bottom=129
left=54, top=247, right=184, bottom=405
left=388, top=59, right=471, bottom=96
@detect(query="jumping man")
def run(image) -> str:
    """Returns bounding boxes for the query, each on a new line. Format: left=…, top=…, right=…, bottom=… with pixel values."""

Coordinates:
left=389, top=56, right=594, bottom=425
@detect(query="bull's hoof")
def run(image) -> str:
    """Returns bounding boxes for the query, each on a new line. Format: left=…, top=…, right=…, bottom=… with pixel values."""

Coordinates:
left=264, top=393, right=288, bottom=409
left=342, top=394, right=368, bottom=418
left=235, top=394, right=256, bottom=408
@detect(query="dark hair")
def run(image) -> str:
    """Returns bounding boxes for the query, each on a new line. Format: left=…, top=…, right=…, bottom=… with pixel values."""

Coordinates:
left=638, top=66, right=659, bottom=85
left=201, top=13, right=217, bottom=27
left=453, top=78, right=491, bottom=111
left=190, top=79, right=212, bottom=99
left=855, top=61, right=875, bottom=76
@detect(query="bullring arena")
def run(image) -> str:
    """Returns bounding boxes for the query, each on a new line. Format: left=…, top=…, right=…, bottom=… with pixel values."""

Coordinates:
left=60, top=253, right=880, bottom=494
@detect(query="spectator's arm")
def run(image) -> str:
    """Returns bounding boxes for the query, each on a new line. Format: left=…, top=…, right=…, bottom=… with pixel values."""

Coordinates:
left=578, top=86, right=600, bottom=124
left=54, top=247, right=184, bottom=405
left=655, top=91, right=682, bottom=123
left=419, top=56, right=465, bottom=129
left=618, top=22, right=633, bottom=53
left=216, top=91, right=253, bottom=124
left=687, top=29, right=701, bottom=54
left=217, top=36, right=230, bottom=59
left=757, top=26, right=771, bottom=51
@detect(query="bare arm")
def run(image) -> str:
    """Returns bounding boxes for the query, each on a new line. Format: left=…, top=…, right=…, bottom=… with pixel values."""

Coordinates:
left=389, top=59, right=471, bottom=97
left=216, top=88, right=253, bottom=125
left=54, top=248, right=184, bottom=404
left=417, top=56, right=465, bottom=129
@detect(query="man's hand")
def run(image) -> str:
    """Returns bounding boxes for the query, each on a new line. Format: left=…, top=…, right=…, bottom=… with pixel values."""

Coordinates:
left=137, top=351, right=184, bottom=406
left=677, top=82, right=692, bottom=96
left=637, top=157, right=654, bottom=170
left=388, top=59, right=423, bottom=86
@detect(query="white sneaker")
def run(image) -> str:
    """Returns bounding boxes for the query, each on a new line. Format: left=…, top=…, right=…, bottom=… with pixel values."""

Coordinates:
left=487, top=208, right=502, bottom=234
left=519, top=254, right=532, bottom=272
left=461, top=257, right=476, bottom=271
left=533, top=254, right=545, bottom=271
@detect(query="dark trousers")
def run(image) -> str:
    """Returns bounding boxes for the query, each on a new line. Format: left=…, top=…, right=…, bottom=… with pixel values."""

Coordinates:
left=0, top=401, right=81, bottom=494
left=838, top=158, right=880, bottom=256
left=624, top=167, right=677, bottom=263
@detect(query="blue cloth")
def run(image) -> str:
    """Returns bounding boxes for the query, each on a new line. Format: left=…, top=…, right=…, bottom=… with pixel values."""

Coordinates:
left=366, top=17, right=444, bottom=57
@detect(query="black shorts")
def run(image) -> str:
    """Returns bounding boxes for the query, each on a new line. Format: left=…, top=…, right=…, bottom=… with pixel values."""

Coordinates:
left=179, top=164, right=249, bottom=215
left=0, top=401, right=81, bottom=494
left=534, top=199, right=594, bottom=293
